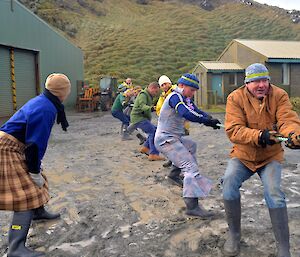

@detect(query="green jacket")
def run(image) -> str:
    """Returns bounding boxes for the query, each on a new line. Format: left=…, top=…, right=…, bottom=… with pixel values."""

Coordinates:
left=111, top=93, right=125, bottom=112
left=130, top=89, right=153, bottom=125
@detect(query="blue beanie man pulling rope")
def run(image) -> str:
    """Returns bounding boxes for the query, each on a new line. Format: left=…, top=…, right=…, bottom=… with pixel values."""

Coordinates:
left=154, top=73, right=221, bottom=217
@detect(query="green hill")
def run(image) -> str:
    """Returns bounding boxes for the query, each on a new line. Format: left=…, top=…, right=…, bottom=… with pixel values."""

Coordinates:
left=20, top=0, right=300, bottom=86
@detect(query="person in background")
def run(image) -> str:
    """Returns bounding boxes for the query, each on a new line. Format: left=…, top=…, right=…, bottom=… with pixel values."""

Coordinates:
left=156, top=75, right=176, bottom=116
left=156, top=75, right=177, bottom=168
left=123, top=86, right=142, bottom=117
left=122, top=86, right=147, bottom=144
left=117, top=77, right=133, bottom=93
left=111, top=88, right=135, bottom=140
left=157, top=75, right=191, bottom=137
left=130, top=82, right=165, bottom=161
left=223, top=63, right=300, bottom=257
left=154, top=73, right=221, bottom=217
left=0, top=73, right=71, bottom=256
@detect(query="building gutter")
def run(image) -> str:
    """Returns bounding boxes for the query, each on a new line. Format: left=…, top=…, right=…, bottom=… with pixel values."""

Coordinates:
left=267, top=58, right=300, bottom=63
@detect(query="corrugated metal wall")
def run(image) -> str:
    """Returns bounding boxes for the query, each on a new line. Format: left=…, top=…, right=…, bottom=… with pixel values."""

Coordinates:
left=14, top=48, right=37, bottom=109
left=0, top=46, right=38, bottom=118
left=0, top=46, right=13, bottom=117
left=0, top=0, right=84, bottom=114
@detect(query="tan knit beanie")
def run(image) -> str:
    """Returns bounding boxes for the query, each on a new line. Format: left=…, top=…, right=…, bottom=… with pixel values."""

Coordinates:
left=45, top=73, right=71, bottom=101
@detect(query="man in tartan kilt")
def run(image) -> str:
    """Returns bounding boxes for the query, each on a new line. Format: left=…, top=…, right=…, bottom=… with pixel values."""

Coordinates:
left=0, top=73, right=71, bottom=257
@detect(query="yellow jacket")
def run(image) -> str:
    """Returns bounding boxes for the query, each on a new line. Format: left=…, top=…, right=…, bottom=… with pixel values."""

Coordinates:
left=156, top=85, right=177, bottom=116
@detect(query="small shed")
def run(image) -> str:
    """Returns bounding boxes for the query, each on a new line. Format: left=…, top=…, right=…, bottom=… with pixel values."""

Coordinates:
left=194, top=39, right=300, bottom=107
left=0, top=0, right=84, bottom=118
left=193, top=61, right=244, bottom=107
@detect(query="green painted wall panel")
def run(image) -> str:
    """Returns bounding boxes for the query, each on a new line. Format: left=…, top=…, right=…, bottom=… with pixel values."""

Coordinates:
left=0, top=0, right=84, bottom=108
left=14, top=48, right=37, bottom=109
left=0, top=46, right=13, bottom=117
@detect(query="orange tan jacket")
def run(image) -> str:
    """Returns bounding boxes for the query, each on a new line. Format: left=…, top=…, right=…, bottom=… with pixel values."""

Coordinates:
left=225, top=84, right=300, bottom=172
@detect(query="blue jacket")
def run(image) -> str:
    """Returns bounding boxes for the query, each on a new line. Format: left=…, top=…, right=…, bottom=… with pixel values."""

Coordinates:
left=0, top=94, right=57, bottom=171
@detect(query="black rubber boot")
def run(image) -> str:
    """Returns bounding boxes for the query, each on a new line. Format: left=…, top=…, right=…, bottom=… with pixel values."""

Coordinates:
left=8, top=210, right=44, bottom=257
left=33, top=206, right=60, bottom=221
left=223, top=199, right=241, bottom=256
left=136, top=133, right=146, bottom=145
left=162, top=160, right=172, bottom=167
left=269, top=207, right=291, bottom=257
left=183, top=198, right=214, bottom=218
left=125, top=124, right=136, bottom=134
left=167, top=166, right=183, bottom=187
left=121, top=131, right=133, bottom=141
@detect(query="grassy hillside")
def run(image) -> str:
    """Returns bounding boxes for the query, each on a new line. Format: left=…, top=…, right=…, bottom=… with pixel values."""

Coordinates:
left=21, top=0, right=300, bottom=87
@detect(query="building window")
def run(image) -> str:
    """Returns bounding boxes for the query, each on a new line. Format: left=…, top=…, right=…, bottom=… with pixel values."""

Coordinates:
left=229, top=73, right=237, bottom=85
left=282, top=63, right=290, bottom=85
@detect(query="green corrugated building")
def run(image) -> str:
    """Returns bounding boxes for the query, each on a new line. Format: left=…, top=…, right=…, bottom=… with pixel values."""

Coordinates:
left=0, top=0, right=84, bottom=118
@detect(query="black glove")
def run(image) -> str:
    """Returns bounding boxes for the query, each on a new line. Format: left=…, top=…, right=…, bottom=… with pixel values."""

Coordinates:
left=204, top=118, right=221, bottom=129
left=206, top=114, right=213, bottom=120
left=258, top=130, right=282, bottom=148
left=285, top=132, right=300, bottom=149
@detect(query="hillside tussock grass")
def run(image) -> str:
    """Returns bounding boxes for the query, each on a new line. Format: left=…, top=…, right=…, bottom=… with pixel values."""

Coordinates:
left=36, top=0, right=300, bottom=87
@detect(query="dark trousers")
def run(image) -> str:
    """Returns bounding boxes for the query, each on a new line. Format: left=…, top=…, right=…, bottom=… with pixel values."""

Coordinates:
left=112, top=110, right=130, bottom=126
left=135, top=120, right=159, bottom=155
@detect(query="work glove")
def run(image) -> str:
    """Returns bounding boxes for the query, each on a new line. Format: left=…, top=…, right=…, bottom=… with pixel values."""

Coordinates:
left=285, top=132, right=300, bottom=149
left=29, top=172, right=45, bottom=188
left=151, top=106, right=156, bottom=112
left=258, top=130, right=282, bottom=148
left=203, top=118, right=221, bottom=129
left=206, top=114, right=213, bottom=120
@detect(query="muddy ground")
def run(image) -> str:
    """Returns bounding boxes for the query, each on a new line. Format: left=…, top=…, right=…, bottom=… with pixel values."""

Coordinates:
left=0, top=111, right=299, bottom=257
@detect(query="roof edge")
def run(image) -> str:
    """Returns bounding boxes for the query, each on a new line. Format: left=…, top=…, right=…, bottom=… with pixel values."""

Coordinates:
left=14, top=0, right=82, bottom=52
left=217, top=39, right=237, bottom=61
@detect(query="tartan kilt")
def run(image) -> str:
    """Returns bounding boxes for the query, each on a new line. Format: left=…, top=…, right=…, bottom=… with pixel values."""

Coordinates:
left=0, top=131, right=50, bottom=211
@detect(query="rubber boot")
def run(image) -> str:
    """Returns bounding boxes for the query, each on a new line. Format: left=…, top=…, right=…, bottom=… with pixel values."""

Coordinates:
left=125, top=123, right=136, bottom=134
left=269, top=207, right=291, bottom=257
left=33, top=205, right=60, bottom=221
left=162, top=160, right=172, bottom=167
left=136, top=133, right=146, bottom=145
left=8, top=210, right=44, bottom=257
left=121, top=124, right=128, bottom=133
left=183, top=198, right=214, bottom=218
left=120, top=124, right=133, bottom=141
left=167, top=166, right=183, bottom=187
left=121, top=131, right=133, bottom=141
left=223, top=199, right=241, bottom=256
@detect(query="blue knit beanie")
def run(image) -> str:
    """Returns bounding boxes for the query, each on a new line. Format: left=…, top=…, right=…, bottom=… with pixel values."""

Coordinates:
left=177, top=73, right=199, bottom=89
left=244, top=63, right=270, bottom=83
left=118, top=83, right=127, bottom=92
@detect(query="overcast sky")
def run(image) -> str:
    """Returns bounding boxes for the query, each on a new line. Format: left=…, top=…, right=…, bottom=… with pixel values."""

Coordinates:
left=255, top=0, right=300, bottom=10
